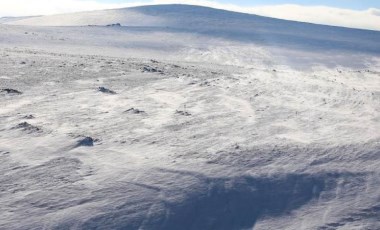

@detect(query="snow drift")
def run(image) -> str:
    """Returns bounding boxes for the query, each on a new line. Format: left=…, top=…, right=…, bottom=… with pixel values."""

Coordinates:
left=0, top=4, right=380, bottom=230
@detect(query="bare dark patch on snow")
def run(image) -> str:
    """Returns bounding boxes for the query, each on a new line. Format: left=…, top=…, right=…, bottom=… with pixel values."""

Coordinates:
left=13, top=122, right=42, bottom=133
left=0, top=150, right=10, bottom=155
left=175, top=110, right=191, bottom=116
left=1, top=88, right=22, bottom=95
left=76, top=137, right=96, bottom=147
left=22, top=114, right=35, bottom=119
left=98, top=86, right=116, bottom=94
left=142, top=66, right=163, bottom=74
left=125, top=108, right=146, bottom=114
left=106, top=23, right=121, bottom=27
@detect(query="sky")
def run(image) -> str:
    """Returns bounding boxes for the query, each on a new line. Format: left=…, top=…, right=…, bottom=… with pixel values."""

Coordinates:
left=0, top=0, right=379, bottom=30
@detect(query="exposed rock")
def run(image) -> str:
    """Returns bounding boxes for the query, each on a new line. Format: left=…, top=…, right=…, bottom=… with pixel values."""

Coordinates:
left=106, top=23, right=121, bottom=27
left=14, top=122, right=42, bottom=133
left=76, top=137, right=95, bottom=147
left=22, top=115, right=35, bottom=119
left=199, top=81, right=211, bottom=87
left=0, top=151, right=10, bottom=155
left=1, top=88, right=22, bottom=95
left=98, top=87, right=116, bottom=94
left=142, top=66, right=163, bottom=73
left=125, top=108, right=146, bottom=114
left=176, top=110, right=191, bottom=116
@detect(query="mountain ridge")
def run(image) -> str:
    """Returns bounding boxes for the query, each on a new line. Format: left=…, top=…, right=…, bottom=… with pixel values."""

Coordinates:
left=3, top=4, right=380, bottom=33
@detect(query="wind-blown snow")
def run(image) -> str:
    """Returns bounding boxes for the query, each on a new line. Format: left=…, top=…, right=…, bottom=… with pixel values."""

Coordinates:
left=0, top=4, right=380, bottom=230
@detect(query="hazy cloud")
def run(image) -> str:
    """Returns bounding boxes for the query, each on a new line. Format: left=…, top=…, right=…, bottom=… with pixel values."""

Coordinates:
left=0, top=0, right=140, bottom=16
left=246, top=4, right=380, bottom=31
left=369, top=8, right=380, bottom=16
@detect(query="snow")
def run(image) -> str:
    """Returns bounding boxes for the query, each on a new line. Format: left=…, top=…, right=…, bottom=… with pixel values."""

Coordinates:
left=0, top=4, right=380, bottom=230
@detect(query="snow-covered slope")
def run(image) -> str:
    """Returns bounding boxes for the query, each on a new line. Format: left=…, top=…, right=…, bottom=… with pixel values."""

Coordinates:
left=3, top=4, right=380, bottom=69
left=4, top=7, right=166, bottom=27
left=0, top=16, right=39, bottom=24
left=0, top=4, right=380, bottom=230
left=6, top=5, right=380, bottom=54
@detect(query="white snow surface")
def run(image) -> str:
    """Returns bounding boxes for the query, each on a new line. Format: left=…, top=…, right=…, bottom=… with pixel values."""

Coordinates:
left=0, top=4, right=380, bottom=230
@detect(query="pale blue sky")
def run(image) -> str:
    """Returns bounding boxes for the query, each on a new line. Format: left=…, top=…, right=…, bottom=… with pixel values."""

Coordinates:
left=99, top=0, right=380, bottom=10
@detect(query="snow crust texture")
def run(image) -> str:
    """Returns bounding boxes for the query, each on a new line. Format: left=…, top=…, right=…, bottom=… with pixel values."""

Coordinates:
left=1, top=4, right=380, bottom=230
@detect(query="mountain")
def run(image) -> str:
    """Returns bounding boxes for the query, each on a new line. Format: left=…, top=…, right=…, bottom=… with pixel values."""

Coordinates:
left=2, top=4, right=380, bottom=69
left=0, top=4, right=380, bottom=230
left=0, top=16, right=39, bottom=24
left=5, top=5, right=380, bottom=54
